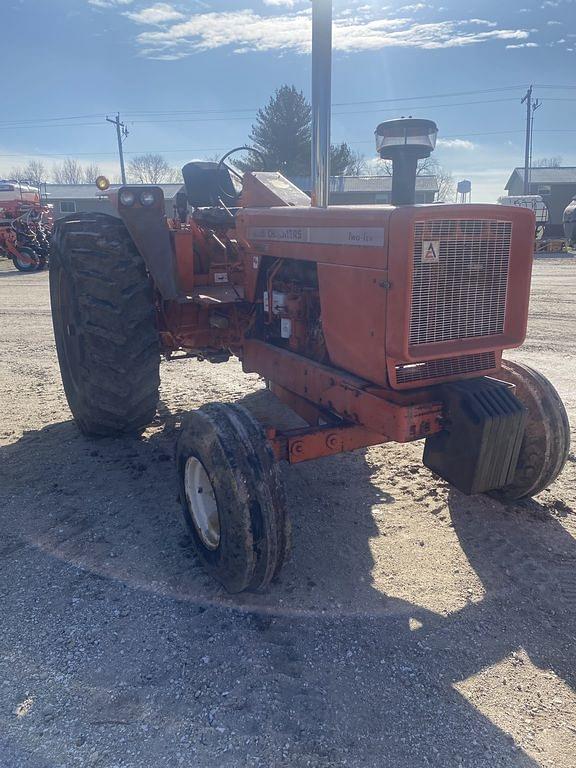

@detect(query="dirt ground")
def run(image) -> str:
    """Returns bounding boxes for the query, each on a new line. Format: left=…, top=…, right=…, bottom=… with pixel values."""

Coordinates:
left=0, top=257, right=575, bottom=768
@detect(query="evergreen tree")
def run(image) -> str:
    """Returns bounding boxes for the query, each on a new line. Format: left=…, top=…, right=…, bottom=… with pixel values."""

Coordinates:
left=330, top=142, right=355, bottom=176
left=239, top=85, right=355, bottom=177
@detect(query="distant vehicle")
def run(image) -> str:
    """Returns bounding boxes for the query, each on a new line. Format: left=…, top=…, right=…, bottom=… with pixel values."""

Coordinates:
left=0, top=181, right=40, bottom=209
left=498, top=195, right=549, bottom=240
left=563, top=197, right=576, bottom=247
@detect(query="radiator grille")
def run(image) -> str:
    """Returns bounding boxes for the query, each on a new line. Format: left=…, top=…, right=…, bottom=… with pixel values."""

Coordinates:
left=410, top=220, right=512, bottom=346
left=395, top=352, right=497, bottom=384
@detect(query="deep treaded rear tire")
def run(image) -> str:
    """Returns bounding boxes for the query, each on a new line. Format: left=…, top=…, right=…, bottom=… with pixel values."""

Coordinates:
left=49, top=213, right=160, bottom=436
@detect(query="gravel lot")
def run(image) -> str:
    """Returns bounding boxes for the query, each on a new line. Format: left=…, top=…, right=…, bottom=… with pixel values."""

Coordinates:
left=0, top=257, right=575, bottom=768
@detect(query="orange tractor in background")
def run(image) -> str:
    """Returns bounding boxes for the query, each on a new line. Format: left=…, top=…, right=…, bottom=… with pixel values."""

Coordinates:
left=49, top=2, right=570, bottom=593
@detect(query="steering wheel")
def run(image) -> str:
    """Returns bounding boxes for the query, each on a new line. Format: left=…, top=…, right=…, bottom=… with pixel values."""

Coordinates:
left=216, top=146, right=267, bottom=203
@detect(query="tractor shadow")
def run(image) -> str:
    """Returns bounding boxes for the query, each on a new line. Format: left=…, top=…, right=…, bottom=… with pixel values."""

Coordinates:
left=1, top=389, right=575, bottom=765
left=0, top=389, right=397, bottom=613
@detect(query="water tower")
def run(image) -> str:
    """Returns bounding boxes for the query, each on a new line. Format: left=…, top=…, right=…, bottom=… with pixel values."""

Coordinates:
left=457, top=179, right=472, bottom=204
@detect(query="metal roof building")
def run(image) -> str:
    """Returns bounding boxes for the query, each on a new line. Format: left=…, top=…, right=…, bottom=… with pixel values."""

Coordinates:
left=505, top=168, right=576, bottom=234
left=41, top=183, right=185, bottom=219
left=40, top=175, right=441, bottom=220
left=289, top=175, right=439, bottom=205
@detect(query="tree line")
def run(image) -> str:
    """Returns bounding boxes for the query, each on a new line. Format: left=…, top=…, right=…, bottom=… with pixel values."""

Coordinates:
left=6, top=154, right=182, bottom=188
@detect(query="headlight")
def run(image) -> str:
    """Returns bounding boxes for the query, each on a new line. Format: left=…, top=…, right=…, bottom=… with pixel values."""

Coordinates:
left=119, top=189, right=136, bottom=207
left=140, top=190, right=156, bottom=207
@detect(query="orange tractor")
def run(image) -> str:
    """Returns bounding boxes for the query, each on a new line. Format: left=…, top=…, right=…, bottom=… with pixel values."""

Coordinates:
left=49, top=2, right=570, bottom=592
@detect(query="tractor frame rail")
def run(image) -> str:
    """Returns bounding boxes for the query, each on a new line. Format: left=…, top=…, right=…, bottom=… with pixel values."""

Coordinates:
left=243, top=339, right=445, bottom=460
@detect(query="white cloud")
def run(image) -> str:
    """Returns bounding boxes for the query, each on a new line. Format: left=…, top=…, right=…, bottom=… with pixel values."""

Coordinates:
left=397, top=3, right=430, bottom=11
left=134, top=8, right=531, bottom=57
left=88, top=0, right=133, bottom=7
left=547, top=19, right=563, bottom=24
left=263, top=0, right=305, bottom=7
left=125, top=3, right=185, bottom=24
left=437, top=138, right=476, bottom=150
left=466, top=19, right=498, bottom=27
left=506, top=42, right=539, bottom=48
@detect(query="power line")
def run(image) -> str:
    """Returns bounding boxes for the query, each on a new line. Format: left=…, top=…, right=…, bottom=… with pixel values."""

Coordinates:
left=0, top=123, right=105, bottom=130
left=0, top=113, right=106, bottom=127
left=0, top=85, right=535, bottom=126
left=331, top=86, right=528, bottom=107
left=0, top=97, right=536, bottom=131
left=0, top=147, right=232, bottom=158
left=348, top=128, right=576, bottom=145
left=3, top=127, right=576, bottom=160
left=4, top=83, right=576, bottom=127
left=333, top=98, right=519, bottom=116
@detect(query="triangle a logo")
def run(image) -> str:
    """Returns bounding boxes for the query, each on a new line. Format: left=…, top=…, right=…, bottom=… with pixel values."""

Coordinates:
left=422, top=240, right=440, bottom=264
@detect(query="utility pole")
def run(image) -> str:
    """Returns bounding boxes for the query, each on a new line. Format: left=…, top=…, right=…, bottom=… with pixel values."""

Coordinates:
left=521, top=86, right=533, bottom=195
left=106, top=113, right=128, bottom=185
left=529, top=98, right=542, bottom=181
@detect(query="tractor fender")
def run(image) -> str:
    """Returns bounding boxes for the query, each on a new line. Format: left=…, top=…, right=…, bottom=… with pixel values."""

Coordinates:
left=114, top=186, right=180, bottom=300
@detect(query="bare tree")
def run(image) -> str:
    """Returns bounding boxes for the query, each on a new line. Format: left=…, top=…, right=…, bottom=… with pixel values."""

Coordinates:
left=534, top=156, right=563, bottom=168
left=435, top=168, right=456, bottom=203
left=53, top=158, right=84, bottom=185
left=127, top=153, right=178, bottom=184
left=376, top=159, right=392, bottom=176
left=7, top=161, right=47, bottom=187
left=333, top=154, right=393, bottom=177
left=23, top=160, right=47, bottom=188
left=417, top=157, right=455, bottom=202
left=82, top=163, right=102, bottom=184
left=7, top=166, right=26, bottom=182
left=343, top=151, right=367, bottom=176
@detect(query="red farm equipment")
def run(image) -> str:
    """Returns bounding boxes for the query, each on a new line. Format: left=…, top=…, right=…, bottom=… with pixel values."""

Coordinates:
left=0, top=184, right=52, bottom=272
left=49, top=2, right=570, bottom=592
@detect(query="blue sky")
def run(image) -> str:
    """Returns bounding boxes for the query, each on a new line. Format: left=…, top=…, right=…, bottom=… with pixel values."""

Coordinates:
left=2, top=0, right=575, bottom=200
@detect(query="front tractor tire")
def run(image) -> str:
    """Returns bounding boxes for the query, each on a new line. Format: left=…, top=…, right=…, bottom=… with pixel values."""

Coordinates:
left=49, top=213, right=160, bottom=437
left=12, top=246, right=40, bottom=272
left=489, top=361, right=570, bottom=501
left=176, top=403, right=291, bottom=593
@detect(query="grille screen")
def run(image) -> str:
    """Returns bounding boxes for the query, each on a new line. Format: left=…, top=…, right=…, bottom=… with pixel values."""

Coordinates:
left=395, top=352, right=497, bottom=384
left=410, top=220, right=512, bottom=346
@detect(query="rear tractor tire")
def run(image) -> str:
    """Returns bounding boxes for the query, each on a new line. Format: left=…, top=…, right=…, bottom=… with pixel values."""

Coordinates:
left=489, top=361, right=570, bottom=501
left=49, top=213, right=160, bottom=436
left=176, top=403, right=291, bottom=593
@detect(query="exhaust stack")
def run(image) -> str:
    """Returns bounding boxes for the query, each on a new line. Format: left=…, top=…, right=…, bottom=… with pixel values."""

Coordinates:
left=311, top=0, right=332, bottom=208
left=376, top=118, right=438, bottom=206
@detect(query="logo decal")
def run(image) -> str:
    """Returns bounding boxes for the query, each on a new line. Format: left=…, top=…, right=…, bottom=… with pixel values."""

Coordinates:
left=422, top=240, right=440, bottom=264
left=247, top=226, right=385, bottom=248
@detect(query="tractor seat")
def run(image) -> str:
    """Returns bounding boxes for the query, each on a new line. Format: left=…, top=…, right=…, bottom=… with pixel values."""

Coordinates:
left=182, top=161, right=238, bottom=208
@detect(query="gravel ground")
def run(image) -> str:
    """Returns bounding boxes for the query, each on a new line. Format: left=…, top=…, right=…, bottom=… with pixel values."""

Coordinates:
left=0, top=257, right=575, bottom=768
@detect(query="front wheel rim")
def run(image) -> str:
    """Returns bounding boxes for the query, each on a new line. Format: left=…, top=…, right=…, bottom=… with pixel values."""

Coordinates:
left=184, top=456, right=221, bottom=550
